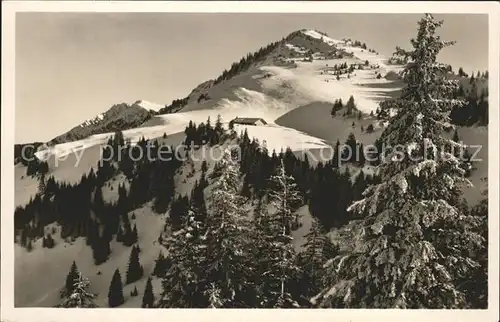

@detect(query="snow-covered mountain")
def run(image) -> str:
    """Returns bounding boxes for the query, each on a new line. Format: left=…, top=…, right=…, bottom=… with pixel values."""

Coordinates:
left=36, top=29, right=404, bottom=161
left=49, top=102, right=156, bottom=145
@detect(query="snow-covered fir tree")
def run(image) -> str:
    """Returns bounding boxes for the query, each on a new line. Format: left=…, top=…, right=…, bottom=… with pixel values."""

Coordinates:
left=203, top=148, right=252, bottom=308
left=297, top=218, right=338, bottom=299
left=258, top=160, right=302, bottom=308
left=157, top=208, right=208, bottom=308
left=57, top=272, right=98, bottom=308
left=312, top=14, right=485, bottom=309
left=61, top=260, right=79, bottom=298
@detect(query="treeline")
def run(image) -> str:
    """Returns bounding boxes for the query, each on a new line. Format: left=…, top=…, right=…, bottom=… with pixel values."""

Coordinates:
left=214, top=31, right=311, bottom=85
left=157, top=97, right=189, bottom=115
left=237, top=129, right=378, bottom=231
left=457, top=68, right=488, bottom=79
left=214, top=41, right=282, bottom=85
left=183, top=115, right=225, bottom=147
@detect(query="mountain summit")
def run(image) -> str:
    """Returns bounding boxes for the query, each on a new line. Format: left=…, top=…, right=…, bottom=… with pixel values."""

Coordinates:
left=50, top=102, right=156, bottom=145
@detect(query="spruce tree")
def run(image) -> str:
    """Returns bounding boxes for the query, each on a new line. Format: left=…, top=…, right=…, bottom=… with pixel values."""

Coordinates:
left=58, top=272, right=98, bottom=308
left=126, top=245, right=144, bottom=284
left=260, top=160, right=302, bottom=308
left=45, top=234, right=55, bottom=248
left=116, top=225, right=124, bottom=243
left=158, top=208, right=208, bottom=308
left=108, top=269, right=125, bottom=308
left=92, top=235, right=111, bottom=265
left=204, top=148, right=251, bottom=307
left=63, top=261, right=80, bottom=297
left=153, top=250, right=170, bottom=277
left=142, top=277, right=155, bottom=308
left=247, top=200, right=273, bottom=307
left=38, top=174, right=47, bottom=196
left=132, top=224, right=139, bottom=243
left=313, top=14, right=485, bottom=309
left=346, top=95, right=356, bottom=115
left=352, top=170, right=367, bottom=200
left=298, top=218, right=335, bottom=298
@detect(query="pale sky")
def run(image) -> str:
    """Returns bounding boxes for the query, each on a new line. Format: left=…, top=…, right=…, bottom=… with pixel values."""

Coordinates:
left=15, top=13, right=488, bottom=143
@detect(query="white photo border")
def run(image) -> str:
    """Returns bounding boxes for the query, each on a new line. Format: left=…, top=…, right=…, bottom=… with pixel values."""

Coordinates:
left=2, top=1, right=499, bottom=322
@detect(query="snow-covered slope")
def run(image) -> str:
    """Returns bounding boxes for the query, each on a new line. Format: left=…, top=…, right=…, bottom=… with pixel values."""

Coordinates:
left=135, top=100, right=165, bottom=112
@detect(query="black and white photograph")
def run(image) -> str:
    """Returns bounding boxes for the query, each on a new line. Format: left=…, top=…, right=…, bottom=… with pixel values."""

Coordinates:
left=1, top=1, right=499, bottom=321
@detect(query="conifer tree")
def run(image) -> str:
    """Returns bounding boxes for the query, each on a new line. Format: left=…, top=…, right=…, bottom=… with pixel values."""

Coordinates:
left=108, top=268, right=125, bottom=308
left=247, top=200, right=272, bottom=307
left=44, top=234, right=55, bottom=248
left=58, top=272, right=98, bottom=308
left=212, top=114, right=224, bottom=145
left=152, top=250, right=169, bottom=277
left=343, top=133, right=358, bottom=163
left=142, top=277, right=155, bottom=308
left=331, top=139, right=341, bottom=168
left=126, top=245, right=144, bottom=284
left=346, top=95, right=356, bottom=115
left=38, top=174, right=47, bottom=196
left=116, top=225, right=124, bottom=243
left=93, top=186, right=105, bottom=215
left=204, top=148, right=251, bottom=307
left=297, top=218, right=336, bottom=298
left=158, top=208, right=208, bottom=308
left=259, top=160, right=302, bottom=308
left=92, top=235, right=111, bottom=265
left=63, top=261, right=80, bottom=297
left=313, top=14, right=485, bottom=309
left=121, top=223, right=139, bottom=246
left=352, top=170, right=367, bottom=200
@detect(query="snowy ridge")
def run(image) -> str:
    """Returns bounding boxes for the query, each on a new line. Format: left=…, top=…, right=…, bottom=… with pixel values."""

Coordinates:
left=135, top=100, right=165, bottom=112
left=301, top=30, right=344, bottom=46
left=301, top=29, right=402, bottom=74
left=80, top=113, right=104, bottom=128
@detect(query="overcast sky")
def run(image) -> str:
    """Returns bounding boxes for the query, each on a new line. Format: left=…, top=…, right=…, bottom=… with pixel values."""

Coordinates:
left=15, top=13, right=488, bottom=143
